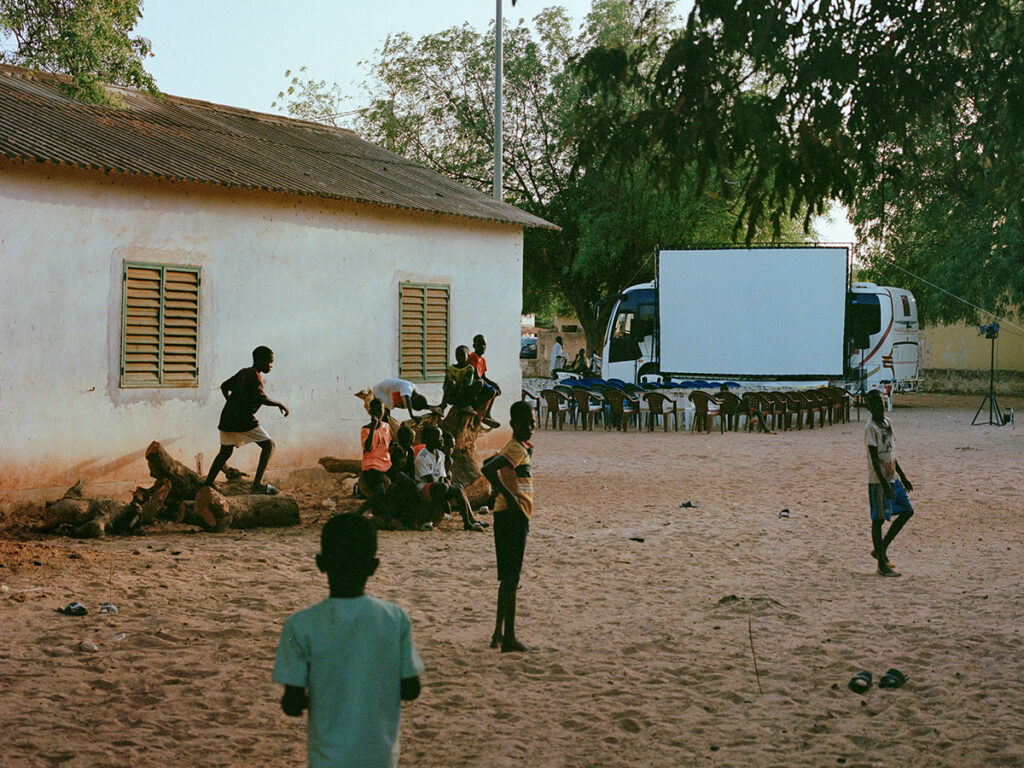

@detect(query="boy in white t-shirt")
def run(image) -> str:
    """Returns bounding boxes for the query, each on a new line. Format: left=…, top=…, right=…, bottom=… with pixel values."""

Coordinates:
left=273, top=514, right=424, bottom=768
left=414, top=426, right=485, bottom=532
left=865, top=390, right=915, bottom=577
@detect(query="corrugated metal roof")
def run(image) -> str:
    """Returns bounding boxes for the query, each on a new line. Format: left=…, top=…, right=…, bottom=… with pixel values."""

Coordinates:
left=0, top=64, right=556, bottom=230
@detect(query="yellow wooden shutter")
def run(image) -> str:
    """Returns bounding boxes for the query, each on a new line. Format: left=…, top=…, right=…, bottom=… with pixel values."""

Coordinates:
left=399, top=283, right=449, bottom=382
left=121, top=262, right=200, bottom=387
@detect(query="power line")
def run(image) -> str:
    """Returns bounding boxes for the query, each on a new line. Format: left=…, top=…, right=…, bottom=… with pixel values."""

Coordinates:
left=871, top=254, right=1024, bottom=337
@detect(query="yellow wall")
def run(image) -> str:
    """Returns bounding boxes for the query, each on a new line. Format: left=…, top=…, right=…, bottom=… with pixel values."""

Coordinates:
left=922, top=321, right=1024, bottom=371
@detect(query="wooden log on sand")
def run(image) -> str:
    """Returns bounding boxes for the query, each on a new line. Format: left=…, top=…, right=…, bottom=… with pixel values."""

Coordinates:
left=144, top=441, right=204, bottom=515
left=318, top=457, right=362, bottom=475
left=44, top=481, right=142, bottom=538
left=191, top=486, right=299, bottom=532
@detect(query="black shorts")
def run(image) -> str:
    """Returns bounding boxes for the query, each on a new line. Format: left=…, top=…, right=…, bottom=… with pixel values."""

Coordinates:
left=493, top=507, right=528, bottom=583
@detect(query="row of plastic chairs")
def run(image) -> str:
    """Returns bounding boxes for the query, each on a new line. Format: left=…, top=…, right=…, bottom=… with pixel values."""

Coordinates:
left=690, top=388, right=853, bottom=433
left=524, top=385, right=853, bottom=434
left=526, top=386, right=686, bottom=432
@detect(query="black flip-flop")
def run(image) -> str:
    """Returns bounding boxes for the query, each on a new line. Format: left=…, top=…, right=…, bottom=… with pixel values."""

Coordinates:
left=879, top=668, right=908, bottom=689
left=848, top=670, right=872, bottom=694
left=56, top=600, right=88, bottom=616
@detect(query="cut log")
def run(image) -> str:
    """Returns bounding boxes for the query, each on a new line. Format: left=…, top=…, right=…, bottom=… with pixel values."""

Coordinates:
left=145, top=441, right=204, bottom=515
left=318, top=457, right=362, bottom=475
left=191, top=486, right=299, bottom=532
left=71, top=499, right=139, bottom=539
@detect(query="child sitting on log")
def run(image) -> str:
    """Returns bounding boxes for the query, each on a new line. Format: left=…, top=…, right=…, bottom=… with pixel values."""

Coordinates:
left=414, top=426, right=485, bottom=532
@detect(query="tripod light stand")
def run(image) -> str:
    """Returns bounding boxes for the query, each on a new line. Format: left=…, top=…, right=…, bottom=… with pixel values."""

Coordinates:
left=972, top=323, right=1005, bottom=426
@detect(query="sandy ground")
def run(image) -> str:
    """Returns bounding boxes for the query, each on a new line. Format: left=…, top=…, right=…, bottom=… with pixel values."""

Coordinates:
left=2, top=394, right=1023, bottom=768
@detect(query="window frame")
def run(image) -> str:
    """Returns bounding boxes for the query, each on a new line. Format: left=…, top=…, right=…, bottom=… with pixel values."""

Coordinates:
left=120, top=261, right=201, bottom=388
left=398, top=282, right=450, bottom=383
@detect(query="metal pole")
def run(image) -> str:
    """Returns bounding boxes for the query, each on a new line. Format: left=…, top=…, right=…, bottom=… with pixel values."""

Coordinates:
left=494, top=0, right=503, bottom=200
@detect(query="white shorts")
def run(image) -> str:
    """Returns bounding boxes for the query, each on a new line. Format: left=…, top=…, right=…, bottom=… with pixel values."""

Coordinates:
left=219, top=426, right=271, bottom=446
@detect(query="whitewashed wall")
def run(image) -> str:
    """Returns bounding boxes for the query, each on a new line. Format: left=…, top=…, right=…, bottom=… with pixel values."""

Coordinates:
left=0, top=158, right=524, bottom=493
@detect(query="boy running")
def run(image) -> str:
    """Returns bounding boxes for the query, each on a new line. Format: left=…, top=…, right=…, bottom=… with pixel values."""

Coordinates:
left=273, top=513, right=423, bottom=768
left=205, top=346, right=288, bottom=494
left=865, top=389, right=915, bottom=577
left=482, top=400, right=536, bottom=652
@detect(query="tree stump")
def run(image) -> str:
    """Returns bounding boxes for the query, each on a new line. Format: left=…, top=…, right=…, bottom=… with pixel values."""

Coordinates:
left=439, top=408, right=493, bottom=507
left=191, top=486, right=300, bottom=532
left=144, top=441, right=205, bottom=515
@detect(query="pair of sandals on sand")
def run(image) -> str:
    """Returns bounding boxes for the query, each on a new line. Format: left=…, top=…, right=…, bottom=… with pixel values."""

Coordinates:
left=848, top=668, right=908, bottom=693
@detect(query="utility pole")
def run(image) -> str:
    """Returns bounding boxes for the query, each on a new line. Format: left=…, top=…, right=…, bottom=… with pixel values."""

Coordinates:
left=493, top=0, right=503, bottom=200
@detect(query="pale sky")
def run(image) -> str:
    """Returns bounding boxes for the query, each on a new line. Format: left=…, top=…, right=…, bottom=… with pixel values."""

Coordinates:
left=134, top=0, right=853, bottom=241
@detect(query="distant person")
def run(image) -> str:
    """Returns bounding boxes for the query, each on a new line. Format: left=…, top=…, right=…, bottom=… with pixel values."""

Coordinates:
left=357, top=378, right=436, bottom=422
left=567, top=348, right=590, bottom=374
left=205, top=345, right=288, bottom=495
left=273, top=513, right=423, bottom=768
left=549, top=335, right=565, bottom=379
left=467, top=334, right=502, bottom=426
left=414, top=426, right=485, bottom=532
left=482, top=400, right=536, bottom=652
left=865, top=389, right=915, bottom=577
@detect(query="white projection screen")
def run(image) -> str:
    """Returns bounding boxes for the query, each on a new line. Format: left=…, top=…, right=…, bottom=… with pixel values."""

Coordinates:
left=657, top=248, right=849, bottom=376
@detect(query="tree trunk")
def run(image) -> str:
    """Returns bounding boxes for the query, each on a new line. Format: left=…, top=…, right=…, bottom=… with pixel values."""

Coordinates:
left=191, top=486, right=299, bottom=532
left=439, top=408, right=493, bottom=507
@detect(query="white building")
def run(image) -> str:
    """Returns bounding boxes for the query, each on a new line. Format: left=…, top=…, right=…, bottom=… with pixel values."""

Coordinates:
left=0, top=64, right=553, bottom=496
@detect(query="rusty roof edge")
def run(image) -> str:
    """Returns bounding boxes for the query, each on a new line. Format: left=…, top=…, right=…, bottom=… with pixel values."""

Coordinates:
left=0, top=151, right=560, bottom=230
left=0, top=64, right=560, bottom=231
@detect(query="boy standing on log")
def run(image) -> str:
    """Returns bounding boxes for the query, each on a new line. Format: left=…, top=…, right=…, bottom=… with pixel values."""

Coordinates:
left=482, top=400, right=536, bottom=652
left=274, top=513, right=423, bottom=768
left=205, top=346, right=288, bottom=494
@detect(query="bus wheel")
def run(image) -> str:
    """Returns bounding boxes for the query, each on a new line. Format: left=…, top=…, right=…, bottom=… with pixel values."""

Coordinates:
left=638, top=362, right=661, bottom=384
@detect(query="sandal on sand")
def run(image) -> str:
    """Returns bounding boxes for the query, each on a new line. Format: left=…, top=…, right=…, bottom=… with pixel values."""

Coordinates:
left=56, top=601, right=88, bottom=616
left=252, top=484, right=278, bottom=495
left=879, top=668, right=908, bottom=689
left=848, top=670, right=872, bottom=694
left=464, top=522, right=486, bottom=532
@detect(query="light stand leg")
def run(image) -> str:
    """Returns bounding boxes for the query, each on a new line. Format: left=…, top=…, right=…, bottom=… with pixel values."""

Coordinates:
left=972, top=336, right=1004, bottom=426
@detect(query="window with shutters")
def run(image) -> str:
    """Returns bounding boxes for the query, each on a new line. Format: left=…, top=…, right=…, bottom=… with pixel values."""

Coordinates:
left=121, top=262, right=201, bottom=388
left=398, top=282, right=449, bottom=382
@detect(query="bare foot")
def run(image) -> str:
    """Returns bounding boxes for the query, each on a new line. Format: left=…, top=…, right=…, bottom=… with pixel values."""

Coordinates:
left=500, top=638, right=532, bottom=653
left=490, top=633, right=502, bottom=649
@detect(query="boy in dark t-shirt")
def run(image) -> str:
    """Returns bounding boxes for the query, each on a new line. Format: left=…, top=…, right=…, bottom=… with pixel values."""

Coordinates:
left=205, top=346, right=289, bottom=494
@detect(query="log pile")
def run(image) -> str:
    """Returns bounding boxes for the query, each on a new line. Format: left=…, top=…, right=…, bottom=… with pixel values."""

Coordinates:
left=42, top=441, right=299, bottom=538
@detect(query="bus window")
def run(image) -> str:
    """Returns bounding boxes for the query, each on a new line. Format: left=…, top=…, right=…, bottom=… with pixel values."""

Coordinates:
left=608, top=289, right=655, bottom=362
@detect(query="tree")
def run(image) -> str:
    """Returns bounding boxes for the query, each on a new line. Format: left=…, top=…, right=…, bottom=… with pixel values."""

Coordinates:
left=575, top=0, right=1024, bottom=324
left=0, top=0, right=155, bottom=104
left=277, top=1, right=810, bottom=352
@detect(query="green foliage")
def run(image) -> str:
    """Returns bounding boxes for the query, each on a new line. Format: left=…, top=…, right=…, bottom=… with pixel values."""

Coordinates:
left=276, top=1, right=811, bottom=351
left=576, top=0, right=1024, bottom=325
left=272, top=67, right=349, bottom=127
left=0, top=0, right=155, bottom=105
